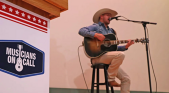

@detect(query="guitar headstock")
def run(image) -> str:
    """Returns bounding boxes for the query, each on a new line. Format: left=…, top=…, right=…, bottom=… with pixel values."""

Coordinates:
left=135, top=38, right=149, bottom=44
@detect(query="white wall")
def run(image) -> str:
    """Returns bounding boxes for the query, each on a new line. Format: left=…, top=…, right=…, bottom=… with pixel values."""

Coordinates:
left=0, top=1, right=50, bottom=93
left=50, top=0, right=169, bottom=92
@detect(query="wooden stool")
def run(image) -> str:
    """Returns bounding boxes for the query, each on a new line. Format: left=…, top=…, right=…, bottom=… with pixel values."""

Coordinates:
left=91, top=63, right=114, bottom=93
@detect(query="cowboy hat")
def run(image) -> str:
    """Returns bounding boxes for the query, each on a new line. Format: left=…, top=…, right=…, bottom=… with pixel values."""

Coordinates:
left=93, top=8, right=118, bottom=23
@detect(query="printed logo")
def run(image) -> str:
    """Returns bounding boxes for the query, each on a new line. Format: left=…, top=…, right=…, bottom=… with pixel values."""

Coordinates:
left=0, top=40, right=45, bottom=78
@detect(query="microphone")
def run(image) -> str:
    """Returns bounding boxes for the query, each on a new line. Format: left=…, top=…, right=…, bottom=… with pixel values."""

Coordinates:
left=108, top=16, right=121, bottom=21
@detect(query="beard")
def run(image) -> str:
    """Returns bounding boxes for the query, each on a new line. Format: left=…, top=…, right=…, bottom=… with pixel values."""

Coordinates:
left=103, top=18, right=110, bottom=25
left=104, top=20, right=110, bottom=25
left=105, top=22, right=110, bottom=25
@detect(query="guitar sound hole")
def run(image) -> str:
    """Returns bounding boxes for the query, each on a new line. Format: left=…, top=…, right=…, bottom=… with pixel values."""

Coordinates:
left=18, top=66, right=20, bottom=68
left=103, top=40, right=111, bottom=47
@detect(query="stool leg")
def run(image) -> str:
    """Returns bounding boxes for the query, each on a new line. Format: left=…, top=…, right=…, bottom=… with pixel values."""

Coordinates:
left=97, top=67, right=99, bottom=93
left=91, top=67, right=95, bottom=93
left=110, top=87, right=114, bottom=93
left=104, top=66, right=109, bottom=93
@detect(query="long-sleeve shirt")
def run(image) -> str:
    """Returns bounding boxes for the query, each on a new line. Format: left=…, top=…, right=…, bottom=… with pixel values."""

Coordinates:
left=78, top=21, right=128, bottom=51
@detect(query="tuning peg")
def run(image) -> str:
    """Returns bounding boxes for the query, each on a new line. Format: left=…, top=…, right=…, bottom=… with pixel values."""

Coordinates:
left=146, top=38, right=149, bottom=43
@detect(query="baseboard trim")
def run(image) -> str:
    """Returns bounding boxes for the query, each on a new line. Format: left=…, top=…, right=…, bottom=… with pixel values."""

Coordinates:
left=49, top=88, right=169, bottom=93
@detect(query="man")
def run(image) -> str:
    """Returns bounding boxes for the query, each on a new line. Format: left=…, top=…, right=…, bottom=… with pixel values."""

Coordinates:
left=78, top=8, right=134, bottom=93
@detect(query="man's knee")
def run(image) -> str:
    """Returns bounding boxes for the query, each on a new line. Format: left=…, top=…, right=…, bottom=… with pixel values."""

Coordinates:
left=107, top=51, right=125, bottom=58
left=122, top=76, right=131, bottom=84
left=117, top=52, right=125, bottom=59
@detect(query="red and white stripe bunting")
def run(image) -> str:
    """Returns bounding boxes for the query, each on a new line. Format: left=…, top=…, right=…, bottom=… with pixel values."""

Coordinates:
left=0, top=1, right=48, bottom=33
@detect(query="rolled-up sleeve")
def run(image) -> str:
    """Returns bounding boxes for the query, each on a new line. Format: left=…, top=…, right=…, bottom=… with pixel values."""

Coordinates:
left=117, top=45, right=128, bottom=51
left=78, top=24, right=98, bottom=39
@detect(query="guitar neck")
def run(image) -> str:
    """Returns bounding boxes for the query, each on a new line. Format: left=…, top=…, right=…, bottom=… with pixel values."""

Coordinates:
left=110, top=39, right=135, bottom=45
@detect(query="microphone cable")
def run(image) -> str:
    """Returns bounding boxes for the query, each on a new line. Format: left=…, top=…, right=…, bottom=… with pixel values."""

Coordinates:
left=117, top=15, right=157, bottom=93
left=78, top=45, right=90, bottom=93
left=146, top=26, right=157, bottom=93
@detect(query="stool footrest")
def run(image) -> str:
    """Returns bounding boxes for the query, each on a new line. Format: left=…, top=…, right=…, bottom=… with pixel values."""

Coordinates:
left=94, top=83, right=106, bottom=85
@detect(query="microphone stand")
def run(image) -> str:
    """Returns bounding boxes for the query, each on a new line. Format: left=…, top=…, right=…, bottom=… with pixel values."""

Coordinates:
left=115, top=18, right=157, bottom=93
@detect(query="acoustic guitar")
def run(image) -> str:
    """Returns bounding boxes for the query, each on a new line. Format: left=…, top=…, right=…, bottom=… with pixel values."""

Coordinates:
left=82, top=33, right=148, bottom=58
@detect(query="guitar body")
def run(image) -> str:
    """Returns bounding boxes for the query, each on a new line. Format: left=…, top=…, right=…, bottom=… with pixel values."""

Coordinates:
left=83, top=34, right=118, bottom=58
left=15, top=44, right=23, bottom=72
left=15, top=58, right=23, bottom=72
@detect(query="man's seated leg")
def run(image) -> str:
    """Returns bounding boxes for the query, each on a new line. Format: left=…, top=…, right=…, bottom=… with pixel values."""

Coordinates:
left=116, top=67, right=131, bottom=93
left=92, top=51, right=125, bottom=87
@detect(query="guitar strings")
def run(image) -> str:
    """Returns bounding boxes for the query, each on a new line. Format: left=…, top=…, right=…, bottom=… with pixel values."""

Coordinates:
left=78, top=45, right=90, bottom=93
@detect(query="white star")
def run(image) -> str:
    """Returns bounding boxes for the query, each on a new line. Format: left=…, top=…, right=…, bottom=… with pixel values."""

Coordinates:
left=43, top=21, right=46, bottom=25
left=27, top=15, right=31, bottom=19
left=21, top=12, right=25, bottom=17
left=9, top=7, right=13, bottom=12
left=38, top=19, right=41, bottom=23
left=15, top=10, right=19, bottom=15
left=33, top=17, right=36, bottom=21
left=2, top=5, right=6, bottom=10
